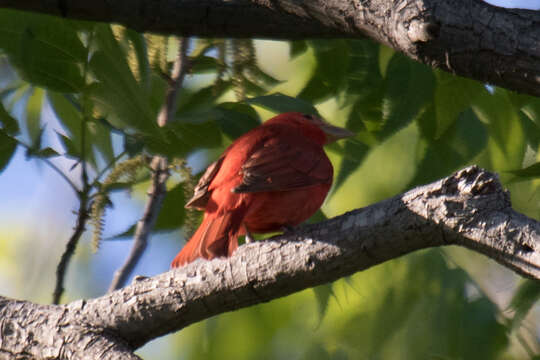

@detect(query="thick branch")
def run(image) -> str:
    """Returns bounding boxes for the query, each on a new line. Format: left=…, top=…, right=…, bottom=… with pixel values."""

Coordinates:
left=0, top=166, right=537, bottom=358
left=1, top=0, right=539, bottom=96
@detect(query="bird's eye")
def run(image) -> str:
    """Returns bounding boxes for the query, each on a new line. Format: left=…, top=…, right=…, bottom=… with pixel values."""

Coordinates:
left=302, top=114, right=314, bottom=120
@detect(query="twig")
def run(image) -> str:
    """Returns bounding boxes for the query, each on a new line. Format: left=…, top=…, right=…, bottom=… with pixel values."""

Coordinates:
left=52, top=195, right=89, bottom=304
left=108, top=38, right=190, bottom=292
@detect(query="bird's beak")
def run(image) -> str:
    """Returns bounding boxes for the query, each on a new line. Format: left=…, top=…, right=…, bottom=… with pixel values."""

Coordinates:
left=320, top=123, right=355, bottom=144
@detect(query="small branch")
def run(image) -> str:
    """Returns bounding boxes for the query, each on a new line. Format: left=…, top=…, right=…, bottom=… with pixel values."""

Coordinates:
left=1, top=166, right=538, bottom=358
left=107, top=38, right=190, bottom=292
left=52, top=196, right=89, bottom=304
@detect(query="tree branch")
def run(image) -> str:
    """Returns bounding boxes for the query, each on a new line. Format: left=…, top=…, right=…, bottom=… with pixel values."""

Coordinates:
left=107, top=38, right=190, bottom=292
left=0, top=0, right=539, bottom=96
left=0, top=166, right=538, bottom=358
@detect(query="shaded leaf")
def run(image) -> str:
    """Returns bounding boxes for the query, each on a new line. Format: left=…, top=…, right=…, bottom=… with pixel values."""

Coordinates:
left=313, top=283, right=334, bottom=324
left=177, top=82, right=232, bottom=114
left=107, top=182, right=187, bottom=239
left=472, top=89, right=525, bottom=170
left=190, top=55, right=220, bottom=74
left=434, top=72, right=484, bottom=139
left=509, top=280, right=540, bottom=329
left=33, top=147, right=59, bottom=158
left=379, top=54, right=435, bottom=140
left=213, top=102, right=261, bottom=139
left=144, top=117, right=222, bottom=157
left=246, top=93, right=318, bottom=116
left=409, top=108, right=487, bottom=186
left=90, top=25, right=158, bottom=136
left=0, top=9, right=85, bottom=92
left=289, top=40, right=308, bottom=58
left=333, top=140, right=370, bottom=191
left=347, top=39, right=382, bottom=95
left=506, top=162, right=540, bottom=179
left=57, top=132, right=80, bottom=158
left=0, top=129, right=17, bottom=173
left=0, top=100, right=19, bottom=135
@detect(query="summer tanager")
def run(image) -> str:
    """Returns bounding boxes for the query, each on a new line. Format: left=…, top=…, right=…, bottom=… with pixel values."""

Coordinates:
left=171, top=112, right=353, bottom=267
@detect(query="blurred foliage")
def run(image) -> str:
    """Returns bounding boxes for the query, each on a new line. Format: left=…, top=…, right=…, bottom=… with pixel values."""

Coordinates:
left=0, top=7, right=538, bottom=360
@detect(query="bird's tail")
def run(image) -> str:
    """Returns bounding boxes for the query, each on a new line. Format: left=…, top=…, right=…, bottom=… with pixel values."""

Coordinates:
left=171, top=210, right=245, bottom=268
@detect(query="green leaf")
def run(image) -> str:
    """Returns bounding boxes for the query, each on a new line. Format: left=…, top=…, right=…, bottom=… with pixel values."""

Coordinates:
left=107, top=182, right=187, bottom=239
left=190, top=55, right=220, bottom=74
left=409, top=108, right=487, bottom=186
left=506, top=162, right=540, bottom=179
left=347, top=39, right=382, bottom=95
left=518, top=112, right=540, bottom=150
left=289, top=40, right=308, bottom=58
left=87, top=118, right=115, bottom=164
left=378, top=45, right=395, bottom=77
left=124, top=135, right=144, bottom=157
left=333, top=140, right=370, bottom=191
left=509, top=280, right=540, bottom=329
left=33, top=147, right=59, bottom=158
left=310, top=40, right=350, bottom=89
left=246, top=65, right=281, bottom=88
left=125, top=28, right=151, bottom=89
left=26, top=87, right=44, bottom=144
left=154, top=182, right=186, bottom=231
left=246, top=93, right=318, bottom=116
left=0, top=9, right=85, bottom=92
left=379, top=54, right=435, bottom=140
left=0, top=100, right=19, bottom=135
left=143, top=117, right=222, bottom=157
left=90, top=25, right=158, bottom=136
left=313, top=282, right=334, bottom=322
left=0, top=129, right=17, bottom=173
left=57, top=132, right=80, bottom=159
left=472, top=89, right=525, bottom=170
left=48, top=92, right=103, bottom=166
left=177, top=82, right=232, bottom=115
left=298, top=40, right=350, bottom=102
left=213, top=102, right=261, bottom=139
left=434, top=72, right=484, bottom=139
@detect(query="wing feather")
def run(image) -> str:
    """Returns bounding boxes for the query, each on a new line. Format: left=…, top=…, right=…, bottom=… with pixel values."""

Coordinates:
left=233, top=138, right=332, bottom=193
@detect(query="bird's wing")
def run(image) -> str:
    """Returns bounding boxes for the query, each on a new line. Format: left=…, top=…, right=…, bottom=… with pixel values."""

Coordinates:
left=185, top=156, right=225, bottom=210
left=233, top=138, right=332, bottom=194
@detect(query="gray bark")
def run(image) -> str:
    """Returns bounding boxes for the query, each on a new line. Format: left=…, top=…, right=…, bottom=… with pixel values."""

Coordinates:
left=0, top=0, right=539, bottom=97
left=0, top=166, right=538, bottom=359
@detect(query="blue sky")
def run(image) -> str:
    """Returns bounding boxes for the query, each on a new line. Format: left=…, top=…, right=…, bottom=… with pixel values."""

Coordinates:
left=485, top=0, right=540, bottom=9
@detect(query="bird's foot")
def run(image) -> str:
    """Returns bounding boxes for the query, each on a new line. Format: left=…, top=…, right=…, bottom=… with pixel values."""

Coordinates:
left=281, top=225, right=295, bottom=234
left=244, top=226, right=255, bottom=243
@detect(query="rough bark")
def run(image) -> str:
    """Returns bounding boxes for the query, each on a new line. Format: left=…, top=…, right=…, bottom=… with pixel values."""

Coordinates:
left=0, top=166, right=538, bottom=359
left=0, top=0, right=539, bottom=97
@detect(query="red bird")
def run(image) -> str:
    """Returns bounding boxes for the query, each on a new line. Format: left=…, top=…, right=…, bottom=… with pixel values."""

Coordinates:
left=171, top=112, right=353, bottom=267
